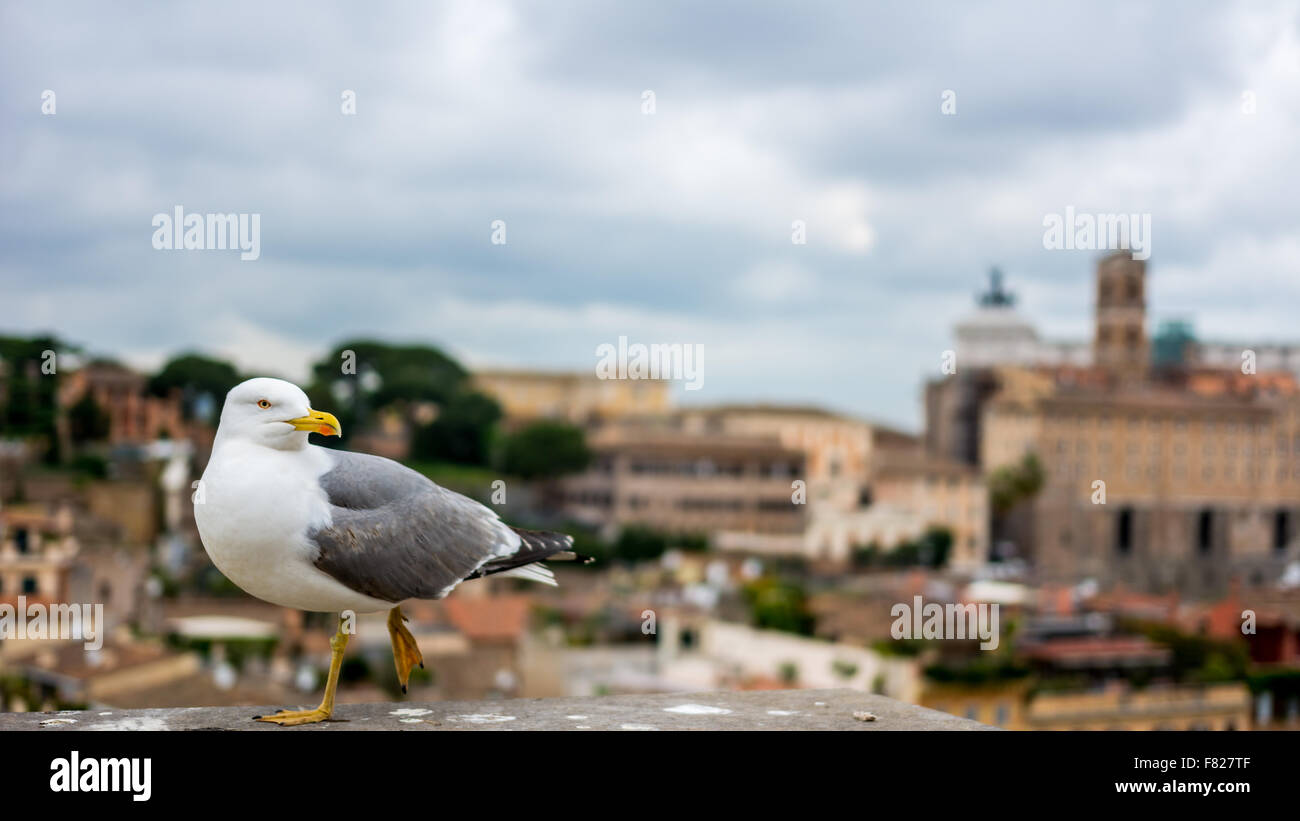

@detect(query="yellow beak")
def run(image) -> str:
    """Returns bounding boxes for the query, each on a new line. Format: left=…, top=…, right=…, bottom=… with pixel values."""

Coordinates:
left=286, top=408, right=342, bottom=437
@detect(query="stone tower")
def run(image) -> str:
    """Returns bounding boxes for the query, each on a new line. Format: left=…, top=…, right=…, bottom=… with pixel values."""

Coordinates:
left=1093, top=252, right=1148, bottom=383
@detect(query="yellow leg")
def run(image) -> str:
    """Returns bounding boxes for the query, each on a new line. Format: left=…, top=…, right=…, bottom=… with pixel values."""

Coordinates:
left=387, top=606, right=424, bottom=694
left=255, top=614, right=350, bottom=726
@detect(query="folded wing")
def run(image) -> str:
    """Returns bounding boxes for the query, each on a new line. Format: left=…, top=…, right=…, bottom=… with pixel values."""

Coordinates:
left=309, top=450, right=523, bottom=602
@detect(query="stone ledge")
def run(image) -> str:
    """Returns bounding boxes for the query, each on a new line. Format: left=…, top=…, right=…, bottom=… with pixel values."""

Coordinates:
left=2, top=689, right=993, bottom=731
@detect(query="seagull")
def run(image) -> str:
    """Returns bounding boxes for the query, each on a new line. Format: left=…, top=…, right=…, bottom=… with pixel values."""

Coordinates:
left=194, top=377, right=585, bottom=725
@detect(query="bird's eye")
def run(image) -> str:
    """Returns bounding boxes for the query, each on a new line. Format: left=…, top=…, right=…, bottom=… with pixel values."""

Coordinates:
left=257, top=399, right=272, bottom=409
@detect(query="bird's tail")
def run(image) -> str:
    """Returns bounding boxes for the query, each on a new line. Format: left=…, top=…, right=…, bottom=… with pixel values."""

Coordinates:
left=509, top=527, right=597, bottom=566
left=467, top=527, right=594, bottom=585
left=512, top=527, right=577, bottom=556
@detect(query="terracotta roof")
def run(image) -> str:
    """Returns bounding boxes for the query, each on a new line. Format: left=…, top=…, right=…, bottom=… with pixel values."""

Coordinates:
left=1025, top=636, right=1169, bottom=665
left=1036, top=585, right=1076, bottom=617
left=735, top=675, right=789, bottom=691
left=1085, top=589, right=1179, bottom=619
left=1194, top=591, right=1300, bottom=637
left=441, top=594, right=532, bottom=642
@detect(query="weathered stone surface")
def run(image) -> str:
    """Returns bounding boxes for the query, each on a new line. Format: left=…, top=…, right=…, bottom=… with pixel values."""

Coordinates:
left=0, top=689, right=993, bottom=731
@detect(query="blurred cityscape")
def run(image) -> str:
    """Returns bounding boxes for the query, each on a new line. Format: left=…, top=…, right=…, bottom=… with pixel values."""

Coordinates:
left=3, top=251, right=1299, bottom=730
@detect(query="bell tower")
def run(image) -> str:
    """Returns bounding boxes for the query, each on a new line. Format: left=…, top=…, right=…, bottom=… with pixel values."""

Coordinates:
left=1093, top=252, right=1148, bottom=383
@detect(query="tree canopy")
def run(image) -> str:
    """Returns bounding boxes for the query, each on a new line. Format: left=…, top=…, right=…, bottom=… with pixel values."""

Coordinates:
left=0, top=335, right=67, bottom=458
left=409, top=391, right=502, bottom=465
left=148, top=353, right=242, bottom=425
left=499, top=420, right=591, bottom=479
left=988, top=452, right=1044, bottom=515
left=306, top=340, right=471, bottom=444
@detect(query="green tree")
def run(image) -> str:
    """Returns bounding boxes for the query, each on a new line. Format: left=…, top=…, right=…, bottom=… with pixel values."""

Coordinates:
left=499, top=421, right=590, bottom=479
left=988, top=452, right=1044, bottom=559
left=853, top=527, right=952, bottom=569
left=306, top=340, right=490, bottom=462
left=613, top=525, right=669, bottom=562
left=832, top=659, right=859, bottom=680
left=0, top=336, right=66, bottom=457
left=1132, top=622, right=1251, bottom=684
left=742, top=576, right=815, bottom=636
left=410, top=391, right=501, bottom=465
left=916, top=526, right=954, bottom=568
left=852, top=542, right=882, bottom=568
left=148, top=353, right=242, bottom=425
left=306, top=340, right=469, bottom=434
left=67, top=393, right=110, bottom=445
left=988, top=452, right=1044, bottom=515
left=779, top=662, right=800, bottom=685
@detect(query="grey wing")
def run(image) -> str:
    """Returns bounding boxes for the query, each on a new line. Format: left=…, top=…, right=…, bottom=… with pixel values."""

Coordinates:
left=309, top=449, right=521, bottom=602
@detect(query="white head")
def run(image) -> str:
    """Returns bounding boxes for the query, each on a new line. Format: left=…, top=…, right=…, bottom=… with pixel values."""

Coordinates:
left=215, top=377, right=342, bottom=450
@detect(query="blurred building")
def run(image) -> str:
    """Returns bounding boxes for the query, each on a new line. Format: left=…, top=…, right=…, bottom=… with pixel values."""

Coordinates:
left=473, top=368, right=672, bottom=424
left=560, top=423, right=807, bottom=539
left=982, top=370, right=1300, bottom=594
left=922, top=679, right=1251, bottom=730
left=347, top=406, right=417, bottom=461
left=655, top=614, right=921, bottom=700
left=872, top=448, right=988, bottom=568
left=560, top=405, right=987, bottom=568
left=927, top=254, right=1300, bottom=594
left=56, top=360, right=188, bottom=448
left=0, top=502, right=149, bottom=642
left=0, top=504, right=80, bottom=606
left=15, top=639, right=201, bottom=710
left=918, top=587, right=1258, bottom=730
left=1093, top=255, right=1149, bottom=384
left=675, top=404, right=875, bottom=487
left=434, top=594, right=533, bottom=699
left=947, top=263, right=1300, bottom=381
left=950, top=268, right=1090, bottom=369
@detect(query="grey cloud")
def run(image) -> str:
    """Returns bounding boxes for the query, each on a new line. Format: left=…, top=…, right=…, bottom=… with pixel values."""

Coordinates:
left=1, top=0, right=1297, bottom=428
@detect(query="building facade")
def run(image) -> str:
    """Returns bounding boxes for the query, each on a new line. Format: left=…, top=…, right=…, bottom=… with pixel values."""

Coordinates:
left=560, top=406, right=987, bottom=568
left=473, top=368, right=672, bottom=424
left=983, top=381, right=1300, bottom=594
left=559, top=424, right=808, bottom=540
left=928, top=254, right=1300, bottom=594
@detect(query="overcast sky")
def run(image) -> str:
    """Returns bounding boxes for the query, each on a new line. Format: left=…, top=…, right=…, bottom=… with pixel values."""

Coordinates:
left=2, top=1, right=1298, bottom=429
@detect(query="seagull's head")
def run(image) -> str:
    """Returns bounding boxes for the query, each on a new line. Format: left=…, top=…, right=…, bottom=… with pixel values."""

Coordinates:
left=216, top=377, right=342, bottom=450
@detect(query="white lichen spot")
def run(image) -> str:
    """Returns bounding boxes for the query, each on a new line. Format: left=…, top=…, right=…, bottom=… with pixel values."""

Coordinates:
left=98, top=712, right=113, bottom=716
left=620, top=723, right=658, bottom=731
left=389, top=708, right=434, bottom=717
left=91, top=717, right=168, bottom=731
left=664, top=703, right=732, bottom=715
left=766, top=710, right=799, bottom=716
left=399, top=718, right=424, bottom=724
left=576, top=725, right=591, bottom=729
left=565, top=715, right=588, bottom=720
left=451, top=714, right=516, bottom=724
left=40, top=718, right=77, bottom=726
left=814, top=701, right=828, bottom=707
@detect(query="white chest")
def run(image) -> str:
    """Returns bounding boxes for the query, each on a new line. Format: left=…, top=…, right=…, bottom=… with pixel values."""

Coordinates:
left=194, top=442, right=390, bottom=613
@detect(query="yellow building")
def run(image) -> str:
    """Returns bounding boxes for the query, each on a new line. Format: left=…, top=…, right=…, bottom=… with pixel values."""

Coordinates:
left=982, top=372, right=1300, bottom=593
left=676, top=404, right=876, bottom=487
left=873, top=449, right=989, bottom=569
left=929, top=253, right=1300, bottom=592
left=921, top=680, right=1251, bottom=730
left=560, top=404, right=988, bottom=566
left=473, top=368, right=672, bottom=424
left=560, top=425, right=806, bottom=538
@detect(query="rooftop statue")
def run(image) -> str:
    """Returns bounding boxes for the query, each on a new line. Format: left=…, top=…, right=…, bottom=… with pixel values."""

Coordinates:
left=977, top=267, right=1016, bottom=308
